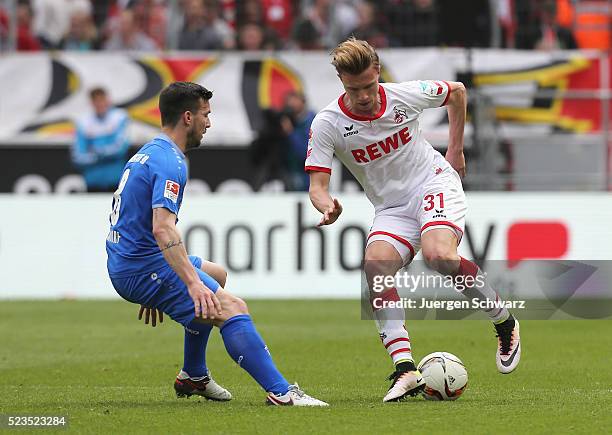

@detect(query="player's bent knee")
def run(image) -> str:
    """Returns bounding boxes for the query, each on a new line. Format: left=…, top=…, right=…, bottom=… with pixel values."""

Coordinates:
left=208, top=296, right=248, bottom=327
left=217, top=290, right=249, bottom=316
left=422, top=246, right=459, bottom=272
left=364, top=244, right=402, bottom=282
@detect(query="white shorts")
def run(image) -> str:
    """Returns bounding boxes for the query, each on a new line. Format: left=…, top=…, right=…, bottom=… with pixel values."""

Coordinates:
left=366, top=166, right=466, bottom=265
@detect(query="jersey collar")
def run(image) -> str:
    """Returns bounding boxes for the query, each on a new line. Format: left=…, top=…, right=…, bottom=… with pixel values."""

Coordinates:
left=338, top=84, right=387, bottom=121
left=156, top=134, right=185, bottom=158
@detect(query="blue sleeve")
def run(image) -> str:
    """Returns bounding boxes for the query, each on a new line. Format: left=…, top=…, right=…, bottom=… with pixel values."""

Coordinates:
left=71, top=123, right=97, bottom=167
left=149, top=152, right=184, bottom=215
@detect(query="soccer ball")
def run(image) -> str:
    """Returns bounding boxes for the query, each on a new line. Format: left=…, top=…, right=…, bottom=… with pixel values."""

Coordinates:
left=417, top=352, right=468, bottom=401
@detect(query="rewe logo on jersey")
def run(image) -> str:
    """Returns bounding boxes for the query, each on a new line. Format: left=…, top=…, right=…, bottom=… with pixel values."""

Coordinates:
left=351, top=127, right=412, bottom=163
left=343, top=124, right=359, bottom=137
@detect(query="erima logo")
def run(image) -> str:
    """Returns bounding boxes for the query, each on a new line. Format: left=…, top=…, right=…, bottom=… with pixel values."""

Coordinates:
left=343, top=124, right=359, bottom=137
left=237, top=355, right=244, bottom=366
left=433, top=210, right=447, bottom=219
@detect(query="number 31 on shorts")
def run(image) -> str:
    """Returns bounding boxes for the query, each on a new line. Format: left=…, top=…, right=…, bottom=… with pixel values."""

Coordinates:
left=423, top=193, right=444, bottom=211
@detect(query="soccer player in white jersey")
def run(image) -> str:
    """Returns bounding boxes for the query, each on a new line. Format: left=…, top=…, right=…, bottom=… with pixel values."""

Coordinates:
left=306, top=38, right=521, bottom=402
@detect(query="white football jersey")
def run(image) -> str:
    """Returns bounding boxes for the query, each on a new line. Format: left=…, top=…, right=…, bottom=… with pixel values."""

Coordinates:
left=305, top=81, right=452, bottom=211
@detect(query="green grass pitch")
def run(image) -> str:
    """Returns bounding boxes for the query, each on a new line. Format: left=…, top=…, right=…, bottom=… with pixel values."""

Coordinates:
left=1, top=300, right=611, bottom=434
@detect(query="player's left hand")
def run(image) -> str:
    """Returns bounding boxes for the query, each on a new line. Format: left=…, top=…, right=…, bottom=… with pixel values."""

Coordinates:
left=445, top=150, right=466, bottom=178
left=138, top=305, right=163, bottom=327
left=317, top=198, right=343, bottom=226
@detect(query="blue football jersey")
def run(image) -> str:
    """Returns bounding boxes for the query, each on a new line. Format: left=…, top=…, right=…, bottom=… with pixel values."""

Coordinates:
left=106, top=134, right=187, bottom=277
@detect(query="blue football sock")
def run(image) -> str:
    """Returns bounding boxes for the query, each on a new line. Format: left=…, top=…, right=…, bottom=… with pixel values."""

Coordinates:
left=220, top=314, right=290, bottom=395
left=182, top=320, right=213, bottom=378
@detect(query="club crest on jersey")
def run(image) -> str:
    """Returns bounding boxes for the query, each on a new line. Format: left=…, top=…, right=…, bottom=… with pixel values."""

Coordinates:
left=393, top=106, right=408, bottom=124
left=343, top=124, right=359, bottom=137
left=164, top=180, right=180, bottom=203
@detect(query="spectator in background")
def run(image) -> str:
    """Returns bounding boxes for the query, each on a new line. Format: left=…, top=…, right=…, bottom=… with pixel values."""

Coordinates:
left=72, top=87, right=130, bottom=192
left=16, top=1, right=42, bottom=51
left=260, top=0, right=295, bottom=42
left=32, top=0, right=91, bottom=48
left=236, top=22, right=277, bottom=50
left=90, top=0, right=118, bottom=31
left=103, top=9, right=157, bottom=50
left=249, top=107, right=291, bottom=190
left=281, top=90, right=315, bottom=191
left=515, top=0, right=577, bottom=50
left=437, top=0, right=491, bottom=47
left=60, top=10, right=100, bottom=50
left=290, top=16, right=322, bottom=50
left=385, top=0, right=439, bottom=47
left=296, top=0, right=358, bottom=49
left=178, top=0, right=234, bottom=50
left=346, top=1, right=388, bottom=48
left=235, top=0, right=281, bottom=49
left=0, top=7, right=8, bottom=50
left=129, top=0, right=167, bottom=49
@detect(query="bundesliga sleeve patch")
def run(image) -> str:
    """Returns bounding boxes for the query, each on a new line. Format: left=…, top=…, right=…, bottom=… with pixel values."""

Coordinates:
left=164, top=180, right=180, bottom=203
left=419, top=80, right=444, bottom=97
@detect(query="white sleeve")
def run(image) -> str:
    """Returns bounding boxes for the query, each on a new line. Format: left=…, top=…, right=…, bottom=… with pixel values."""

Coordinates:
left=398, top=80, right=451, bottom=113
left=304, top=114, right=335, bottom=174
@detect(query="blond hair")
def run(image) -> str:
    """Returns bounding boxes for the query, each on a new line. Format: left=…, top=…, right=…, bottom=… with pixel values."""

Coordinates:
left=331, top=37, right=380, bottom=75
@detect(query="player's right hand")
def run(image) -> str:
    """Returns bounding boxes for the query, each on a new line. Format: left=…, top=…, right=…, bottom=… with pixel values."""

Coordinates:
left=317, top=198, right=343, bottom=226
left=188, top=282, right=222, bottom=320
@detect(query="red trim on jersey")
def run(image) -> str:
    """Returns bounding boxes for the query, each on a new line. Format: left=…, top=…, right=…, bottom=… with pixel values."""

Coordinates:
left=390, top=348, right=411, bottom=357
left=384, top=337, right=410, bottom=348
left=441, top=81, right=451, bottom=106
left=304, top=165, right=332, bottom=174
left=421, top=221, right=464, bottom=240
left=338, top=85, right=387, bottom=121
left=367, top=230, right=415, bottom=260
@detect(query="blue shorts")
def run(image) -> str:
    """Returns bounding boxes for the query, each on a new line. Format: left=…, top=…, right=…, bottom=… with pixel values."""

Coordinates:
left=110, top=255, right=220, bottom=327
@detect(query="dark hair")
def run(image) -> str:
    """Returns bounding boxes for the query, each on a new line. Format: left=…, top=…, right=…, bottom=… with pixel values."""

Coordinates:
left=89, top=87, right=107, bottom=99
left=159, top=82, right=213, bottom=127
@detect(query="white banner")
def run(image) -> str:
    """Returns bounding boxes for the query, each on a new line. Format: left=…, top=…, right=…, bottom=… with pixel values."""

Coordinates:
left=0, top=193, right=611, bottom=299
left=0, top=49, right=606, bottom=145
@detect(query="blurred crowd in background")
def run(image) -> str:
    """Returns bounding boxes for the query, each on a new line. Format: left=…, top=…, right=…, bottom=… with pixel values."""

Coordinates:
left=0, top=0, right=610, bottom=53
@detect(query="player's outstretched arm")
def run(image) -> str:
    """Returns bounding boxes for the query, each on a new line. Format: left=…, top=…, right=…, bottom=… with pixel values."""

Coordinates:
left=308, top=171, right=342, bottom=226
left=152, top=208, right=222, bottom=319
left=444, top=81, right=467, bottom=178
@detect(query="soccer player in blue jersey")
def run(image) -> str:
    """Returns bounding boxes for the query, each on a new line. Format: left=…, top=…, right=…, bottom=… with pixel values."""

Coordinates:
left=106, top=81, right=327, bottom=406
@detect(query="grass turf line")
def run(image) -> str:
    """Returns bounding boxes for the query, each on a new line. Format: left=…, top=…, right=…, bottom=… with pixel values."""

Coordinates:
left=0, top=300, right=610, bottom=434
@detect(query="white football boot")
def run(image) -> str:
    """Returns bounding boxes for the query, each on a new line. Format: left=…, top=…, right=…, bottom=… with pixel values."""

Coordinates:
left=383, top=369, right=426, bottom=402
left=174, top=370, right=232, bottom=401
left=495, top=316, right=521, bottom=374
left=266, top=384, right=328, bottom=406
